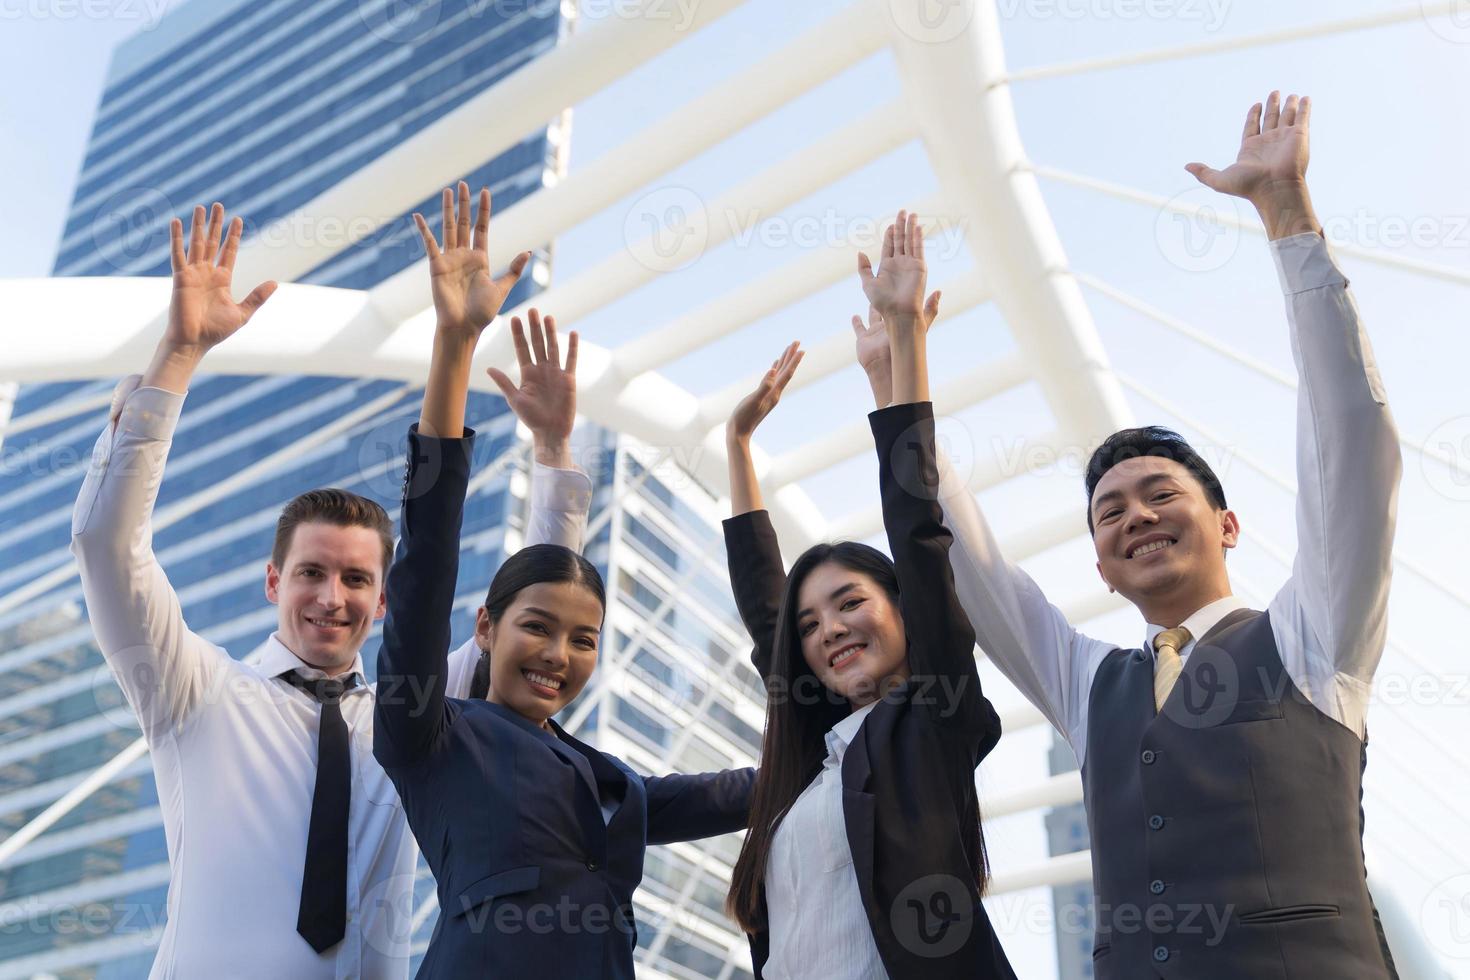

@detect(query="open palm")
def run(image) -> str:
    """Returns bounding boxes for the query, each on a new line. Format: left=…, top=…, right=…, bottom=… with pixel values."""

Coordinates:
left=166, top=204, right=276, bottom=352
left=858, top=210, right=927, bottom=321
left=414, top=182, right=529, bottom=339
left=1187, top=92, right=1310, bottom=202
left=487, top=309, right=577, bottom=444
left=728, top=342, right=803, bottom=441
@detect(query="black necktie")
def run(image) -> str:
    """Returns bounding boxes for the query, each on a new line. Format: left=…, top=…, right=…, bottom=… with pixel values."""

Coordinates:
left=281, top=670, right=358, bottom=954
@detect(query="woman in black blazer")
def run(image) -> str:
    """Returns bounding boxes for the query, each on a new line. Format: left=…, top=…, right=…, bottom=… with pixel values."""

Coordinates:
left=721, top=213, right=1017, bottom=980
left=373, top=185, right=754, bottom=978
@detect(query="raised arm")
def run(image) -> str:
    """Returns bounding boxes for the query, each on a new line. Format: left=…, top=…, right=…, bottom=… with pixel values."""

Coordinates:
left=72, top=205, right=276, bottom=740
left=854, top=214, right=1109, bottom=753
left=375, top=184, right=531, bottom=765
left=722, top=344, right=802, bottom=680
left=1189, top=93, right=1401, bottom=731
left=858, top=212, right=994, bottom=741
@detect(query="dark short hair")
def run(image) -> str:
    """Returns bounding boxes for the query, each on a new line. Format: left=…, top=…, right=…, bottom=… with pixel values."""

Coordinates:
left=271, top=488, right=394, bottom=576
left=1084, top=426, right=1227, bottom=532
left=469, top=544, right=606, bottom=700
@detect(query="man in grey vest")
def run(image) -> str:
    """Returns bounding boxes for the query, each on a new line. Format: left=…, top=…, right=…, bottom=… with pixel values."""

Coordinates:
left=855, top=91, right=1401, bottom=977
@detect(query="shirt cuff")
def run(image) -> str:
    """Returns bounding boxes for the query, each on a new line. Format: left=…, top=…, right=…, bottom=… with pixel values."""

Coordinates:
left=115, top=380, right=186, bottom=442
left=531, top=460, right=593, bottom=514
left=1270, top=232, right=1347, bottom=295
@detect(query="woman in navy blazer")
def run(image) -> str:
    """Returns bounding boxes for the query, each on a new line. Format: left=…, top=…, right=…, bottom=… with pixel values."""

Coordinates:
left=373, top=185, right=754, bottom=978
left=721, top=214, right=1017, bottom=980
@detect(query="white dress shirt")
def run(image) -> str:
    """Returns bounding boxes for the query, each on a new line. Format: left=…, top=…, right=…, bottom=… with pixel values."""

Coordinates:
left=71, top=380, right=591, bottom=979
left=937, top=233, right=1401, bottom=765
left=763, top=700, right=886, bottom=980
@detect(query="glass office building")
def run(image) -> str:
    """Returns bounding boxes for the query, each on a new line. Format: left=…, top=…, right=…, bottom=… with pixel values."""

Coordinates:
left=0, top=1, right=762, bottom=976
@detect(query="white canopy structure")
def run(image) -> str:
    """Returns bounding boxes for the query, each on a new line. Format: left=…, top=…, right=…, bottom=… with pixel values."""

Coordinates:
left=2, top=0, right=1466, bottom=975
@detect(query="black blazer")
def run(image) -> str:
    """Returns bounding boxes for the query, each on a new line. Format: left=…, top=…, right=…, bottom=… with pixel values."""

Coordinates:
left=724, top=403, right=1017, bottom=980
left=374, top=426, right=755, bottom=979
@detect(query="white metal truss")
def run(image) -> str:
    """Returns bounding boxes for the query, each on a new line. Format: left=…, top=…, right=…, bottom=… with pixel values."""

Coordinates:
left=2, top=0, right=1466, bottom=975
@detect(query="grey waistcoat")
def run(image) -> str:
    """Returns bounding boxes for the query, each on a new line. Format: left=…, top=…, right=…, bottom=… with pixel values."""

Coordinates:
left=1081, top=608, right=1397, bottom=979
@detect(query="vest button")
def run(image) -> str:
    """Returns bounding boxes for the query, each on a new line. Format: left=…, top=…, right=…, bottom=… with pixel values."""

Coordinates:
left=1153, top=946, right=1170, bottom=962
left=1148, top=814, right=1165, bottom=830
left=1150, top=879, right=1166, bottom=895
left=586, top=860, right=599, bottom=872
left=1141, top=749, right=1156, bottom=764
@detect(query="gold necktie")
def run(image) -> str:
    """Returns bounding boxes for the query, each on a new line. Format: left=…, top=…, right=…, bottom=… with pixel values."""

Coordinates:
left=1152, top=626, right=1193, bottom=713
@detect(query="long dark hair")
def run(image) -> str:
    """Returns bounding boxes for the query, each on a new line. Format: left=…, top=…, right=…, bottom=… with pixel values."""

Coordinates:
left=469, top=544, right=605, bottom=700
left=726, top=540, right=989, bottom=933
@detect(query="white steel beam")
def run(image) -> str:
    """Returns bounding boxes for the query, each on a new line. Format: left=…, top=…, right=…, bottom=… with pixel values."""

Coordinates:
left=883, top=0, right=1133, bottom=448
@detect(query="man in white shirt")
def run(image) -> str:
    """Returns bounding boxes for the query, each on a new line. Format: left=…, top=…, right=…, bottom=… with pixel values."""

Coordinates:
left=71, top=202, right=589, bottom=978
left=858, top=92, right=1401, bottom=978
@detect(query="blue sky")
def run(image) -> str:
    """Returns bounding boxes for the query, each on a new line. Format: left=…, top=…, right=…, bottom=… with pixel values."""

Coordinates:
left=2, top=0, right=1468, bottom=975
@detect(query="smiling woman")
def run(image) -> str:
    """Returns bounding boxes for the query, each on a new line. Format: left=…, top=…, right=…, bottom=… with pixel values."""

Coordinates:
left=718, top=213, right=1016, bottom=980
left=369, top=185, right=755, bottom=979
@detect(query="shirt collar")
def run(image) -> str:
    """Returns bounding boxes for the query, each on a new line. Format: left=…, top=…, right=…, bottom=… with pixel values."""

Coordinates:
left=260, top=632, right=367, bottom=690
left=825, top=700, right=880, bottom=760
left=1143, top=594, right=1249, bottom=657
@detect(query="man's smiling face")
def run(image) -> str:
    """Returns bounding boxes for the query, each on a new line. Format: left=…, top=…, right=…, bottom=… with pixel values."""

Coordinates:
left=1090, top=455, right=1239, bottom=625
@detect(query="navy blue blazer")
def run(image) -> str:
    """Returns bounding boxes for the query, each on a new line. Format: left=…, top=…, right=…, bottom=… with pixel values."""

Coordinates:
left=723, top=403, right=1018, bottom=980
left=374, top=427, right=755, bottom=979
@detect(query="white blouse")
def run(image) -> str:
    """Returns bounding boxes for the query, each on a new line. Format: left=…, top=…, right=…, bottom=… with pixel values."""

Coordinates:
left=763, top=700, right=888, bottom=979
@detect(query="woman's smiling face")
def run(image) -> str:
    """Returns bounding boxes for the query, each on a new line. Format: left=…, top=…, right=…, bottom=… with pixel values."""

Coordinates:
left=794, top=560, right=908, bottom=708
left=477, top=580, right=604, bottom=727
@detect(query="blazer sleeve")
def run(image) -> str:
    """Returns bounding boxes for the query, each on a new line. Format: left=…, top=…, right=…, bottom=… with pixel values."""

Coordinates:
left=373, top=425, right=473, bottom=768
left=722, top=510, right=786, bottom=682
left=871, top=402, right=1000, bottom=750
left=642, top=767, right=757, bottom=845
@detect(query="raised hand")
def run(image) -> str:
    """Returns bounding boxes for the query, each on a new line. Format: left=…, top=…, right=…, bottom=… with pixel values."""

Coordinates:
left=413, top=181, right=530, bottom=339
left=726, top=342, right=803, bottom=516
left=727, top=342, right=803, bottom=443
left=1186, top=91, right=1319, bottom=239
left=857, top=211, right=927, bottom=323
left=143, top=203, right=277, bottom=392
left=487, top=309, right=578, bottom=467
left=852, top=292, right=940, bottom=409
